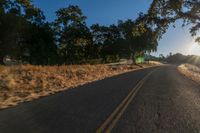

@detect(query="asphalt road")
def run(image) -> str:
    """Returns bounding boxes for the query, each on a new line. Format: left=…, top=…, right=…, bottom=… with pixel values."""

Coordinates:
left=0, top=65, right=200, bottom=133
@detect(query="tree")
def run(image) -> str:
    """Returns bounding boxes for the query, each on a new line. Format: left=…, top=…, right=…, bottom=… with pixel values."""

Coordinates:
left=0, top=0, right=31, bottom=63
left=0, top=0, right=57, bottom=65
left=90, top=19, right=158, bottom=63
left=145, top=0, right=200, bottom=42
left=0, top=2, right=170, bottom=65
left=54, top=5, right=92, bottom=64
left=90, top=24, right=121, bottom=62
left=118, top=19, right=158, bottom=62
left=25, top=23, right=58, bottom=65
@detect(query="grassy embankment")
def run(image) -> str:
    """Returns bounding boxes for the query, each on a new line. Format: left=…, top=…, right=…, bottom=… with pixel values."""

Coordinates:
left=0, top=62, right=160, bottom=109
left=178, top=64, right=200, bottom=84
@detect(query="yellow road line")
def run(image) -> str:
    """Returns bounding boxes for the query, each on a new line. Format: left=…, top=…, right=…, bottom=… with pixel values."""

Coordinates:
left=96, top=70, right=155, bottom=133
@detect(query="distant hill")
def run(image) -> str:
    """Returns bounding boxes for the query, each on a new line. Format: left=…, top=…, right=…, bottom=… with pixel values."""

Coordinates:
left=165, top=53, right=200, bottom=66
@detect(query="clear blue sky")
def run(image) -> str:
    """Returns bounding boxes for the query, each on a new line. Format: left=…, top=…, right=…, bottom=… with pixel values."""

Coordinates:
left=33, top=0, right=200, bottom=57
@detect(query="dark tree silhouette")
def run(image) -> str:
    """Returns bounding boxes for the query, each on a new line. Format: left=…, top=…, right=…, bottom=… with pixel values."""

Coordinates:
left=145, top=0, right=200, bottom=42
left=54, top=5, right=93, bottom=64
left=2, top=1, right=199, bottom=65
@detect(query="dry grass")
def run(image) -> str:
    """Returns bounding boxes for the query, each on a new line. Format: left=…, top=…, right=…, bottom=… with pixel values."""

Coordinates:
left=178, top=64, right=200, bottom=83
left=0, top=63, right=158, bottom=109
left=148, top=61, right=163, bottom=65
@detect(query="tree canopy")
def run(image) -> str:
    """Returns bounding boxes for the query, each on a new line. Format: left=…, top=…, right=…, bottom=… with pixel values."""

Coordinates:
left=144, top=0, right=200, bottom=42
left=0, top=0, right=199, bottom=65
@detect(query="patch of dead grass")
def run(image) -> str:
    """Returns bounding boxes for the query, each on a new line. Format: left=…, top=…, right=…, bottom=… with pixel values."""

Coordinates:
left=178, top=64, right=200, bottom=83
left=0, top=63, right=158, bottom=109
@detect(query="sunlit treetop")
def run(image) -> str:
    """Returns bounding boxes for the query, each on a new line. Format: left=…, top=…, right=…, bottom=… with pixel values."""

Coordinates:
left=138, top=0, right=200, bottom=43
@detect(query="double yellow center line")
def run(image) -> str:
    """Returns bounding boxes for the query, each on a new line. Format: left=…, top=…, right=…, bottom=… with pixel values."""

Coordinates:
left=96, top=70, right=155, bottom=133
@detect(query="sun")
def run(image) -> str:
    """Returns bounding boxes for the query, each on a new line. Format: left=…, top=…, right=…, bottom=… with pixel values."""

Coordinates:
left=188, top=43, right=200, bottom=56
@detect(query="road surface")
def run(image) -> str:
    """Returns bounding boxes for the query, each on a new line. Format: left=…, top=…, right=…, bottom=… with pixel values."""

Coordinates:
left=0, top=65, right=200, bottom=133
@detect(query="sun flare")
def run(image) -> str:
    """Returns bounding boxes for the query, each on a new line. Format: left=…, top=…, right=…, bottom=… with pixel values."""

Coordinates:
left=188, top=43, right=200, bottom=56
